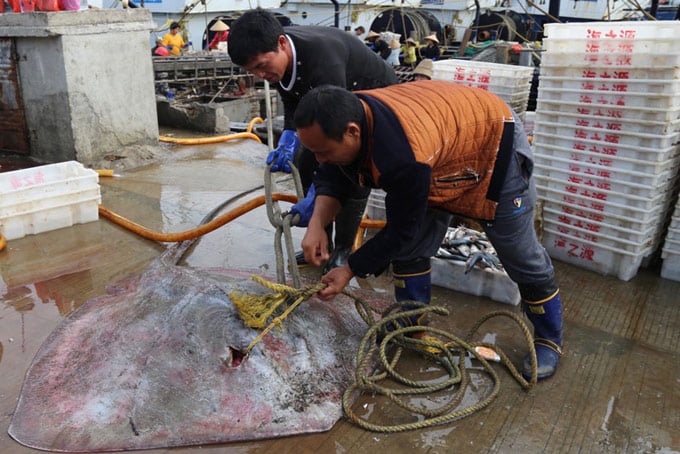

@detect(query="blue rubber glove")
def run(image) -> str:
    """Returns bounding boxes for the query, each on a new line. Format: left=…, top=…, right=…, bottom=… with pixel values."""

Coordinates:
left=266, top=130, right=300, bottom=173
left=290, top=184, right=316, bottom=227
left=183, top=41, right=192, bottom=48
left=165, top=45, right=173, bottom=50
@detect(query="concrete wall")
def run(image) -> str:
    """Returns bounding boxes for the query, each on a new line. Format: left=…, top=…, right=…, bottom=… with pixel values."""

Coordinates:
left=0, top=10, right=159, bottom=165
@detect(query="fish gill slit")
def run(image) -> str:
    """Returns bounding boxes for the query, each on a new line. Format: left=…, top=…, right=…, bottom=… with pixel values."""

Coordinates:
left=227, top=346, right=246, bottom=368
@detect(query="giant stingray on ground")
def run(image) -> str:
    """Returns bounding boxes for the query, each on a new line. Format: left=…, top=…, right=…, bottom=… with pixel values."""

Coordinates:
left=8, top=225, right=377, bottom=452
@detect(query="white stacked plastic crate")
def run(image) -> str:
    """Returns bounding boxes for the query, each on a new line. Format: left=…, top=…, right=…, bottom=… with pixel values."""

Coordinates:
left=533, top=21, right=680, bottom=281
left=0, top=161, right=101, bottom=241
left=661, top=198, right=680, bottom=282
left=431, top=60, right=535, bottom=120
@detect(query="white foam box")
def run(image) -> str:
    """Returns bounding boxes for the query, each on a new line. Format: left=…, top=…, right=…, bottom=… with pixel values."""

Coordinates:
left=0, top=161, right=101, bottom=241
left=431, top=257, right=521, bottom=306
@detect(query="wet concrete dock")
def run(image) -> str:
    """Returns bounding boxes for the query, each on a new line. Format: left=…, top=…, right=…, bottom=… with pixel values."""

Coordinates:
left=1, top=138, right=679, bottom=453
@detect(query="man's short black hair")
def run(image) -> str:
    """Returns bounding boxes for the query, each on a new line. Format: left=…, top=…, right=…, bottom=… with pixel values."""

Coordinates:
left=294, top=85, right=364, bottom=141
left=228, top=8, right=284, bottom=66
left=170, top=21, right=180, bottom=30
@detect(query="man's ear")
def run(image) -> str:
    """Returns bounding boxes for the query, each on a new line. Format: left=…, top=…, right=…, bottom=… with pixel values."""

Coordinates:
left=346, top=122, right=361, bottom=139
left=277, top=34, right=288, bottom=51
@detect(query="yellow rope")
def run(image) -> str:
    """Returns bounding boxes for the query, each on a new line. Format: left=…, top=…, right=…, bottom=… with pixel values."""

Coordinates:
left=230, top=276, right=326, bottom=356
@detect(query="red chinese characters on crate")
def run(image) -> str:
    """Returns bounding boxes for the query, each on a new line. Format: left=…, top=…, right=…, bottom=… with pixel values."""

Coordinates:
left=10, top=170, right=45, bottom=190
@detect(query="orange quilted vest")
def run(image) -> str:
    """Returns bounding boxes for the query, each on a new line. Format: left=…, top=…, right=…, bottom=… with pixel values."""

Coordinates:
left=358, top=80, right=513, bottom=220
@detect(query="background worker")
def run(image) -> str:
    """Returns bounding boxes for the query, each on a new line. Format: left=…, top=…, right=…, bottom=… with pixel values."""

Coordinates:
left=412, top=58, right=433, bottom=80
left=162, top=21, right=191, bottom=56
left=354, top=26, right=366, bottom=39
left=386, top=39, right=402, bottom=66
left=365, top=31, right=391, bottom=60
left=227, top=8, right=398, bottom=270
left=420, top=34, right=441, bottom=60
left=401, top=37, right=418, bottom=68
left=152, top=36, right=169, bottom=56
left=293, top=82, right=564, bottom=382
left=208, top=20, right=230, bottom=50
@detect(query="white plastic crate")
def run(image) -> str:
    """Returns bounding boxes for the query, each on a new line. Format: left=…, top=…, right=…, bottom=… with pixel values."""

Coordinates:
left=535, top=174, right=678, bottom=209
left=534, top=109, right=680, bottom=135
left=542, top=227, right=652, bottom=281
left=367, top=189, right=386, bottom=220
left=543, top=216, right=659, bottom=252
left=538, top=63, right=680, bottom=81
left=660, top=249, right=680, bottom=282
left=543, top=38, right=677, bottom=54
left=542, top=202, right=666, bottom=237
left=544, top=21, right=680, bottom=41
left=541, top=197, right=669, bottom=232
left=665, top=229, right=680, bottom=247
left=533, top=157, right=679, bottom=193
left=431, top=257, right=520, bottom=306
left=533, top=120, right=680, bottom=152
left=541, top=52, right=680, bottom=70
left=543, top=207, right=662, bottom=246
left=538, top=87, right=680, bottom=109
left=538, top=76, right=680, bottom=96
left=536, top=184, right=671, bottom=218
left=536, top=98, right=680, bottom=123
left=432, top=74, right=531, bottom=95
left=444, top=81, right=532, bottom=98
left=432, top=59, right=535, bottom=82
left=0, top=161, right=101, bottom=241
left=532, top=133, right=680, bottom=165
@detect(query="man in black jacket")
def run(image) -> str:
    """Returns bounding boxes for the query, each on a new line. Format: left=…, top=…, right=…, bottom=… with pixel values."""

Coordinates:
left=228, top=8, right=397, bottom=270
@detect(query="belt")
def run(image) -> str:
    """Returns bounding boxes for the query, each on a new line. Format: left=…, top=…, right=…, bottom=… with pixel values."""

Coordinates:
left=486, top=120, right=515, bottom=203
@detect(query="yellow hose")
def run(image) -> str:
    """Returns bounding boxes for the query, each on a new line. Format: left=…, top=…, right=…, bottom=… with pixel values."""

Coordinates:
left=247, top=117, right=264, bottom=132
left=0, top=234, right=6, bottom=252
left=98, top=193, right=298, bottom=243
left=158, top=117, right=265, bottom=145
left=159, top=131, right=262, bottom=145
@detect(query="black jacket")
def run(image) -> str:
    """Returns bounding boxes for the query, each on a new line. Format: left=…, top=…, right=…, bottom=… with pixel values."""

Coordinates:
left=278, top=26, right=398, bottom=130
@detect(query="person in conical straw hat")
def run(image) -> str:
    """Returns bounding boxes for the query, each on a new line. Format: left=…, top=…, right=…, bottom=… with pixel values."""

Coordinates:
left=209, top=20, right=230, bottom=50
left=386, top=38, right=401, bottom=66
left=402, top=37, right=418, bottom=67
left=420, top=33, right=440, bottom=60
left=412, top=58, right=433, bottom=80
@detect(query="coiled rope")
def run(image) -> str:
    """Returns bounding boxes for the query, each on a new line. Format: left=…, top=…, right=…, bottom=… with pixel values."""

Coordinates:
left=232, top=273, right=539, bottom=433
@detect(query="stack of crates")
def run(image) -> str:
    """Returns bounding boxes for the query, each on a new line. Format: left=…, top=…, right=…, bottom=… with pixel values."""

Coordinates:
left=533, top=21, right=680, bottom=281
left=661, top=198, right=680, bottom=281
left=431, top=59, right=535, bottom=120
left=0, top=161, right=101, bottom=241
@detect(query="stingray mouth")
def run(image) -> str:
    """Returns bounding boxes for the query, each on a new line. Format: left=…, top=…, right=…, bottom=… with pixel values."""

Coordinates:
left=225, top=346, right=246, bottom=368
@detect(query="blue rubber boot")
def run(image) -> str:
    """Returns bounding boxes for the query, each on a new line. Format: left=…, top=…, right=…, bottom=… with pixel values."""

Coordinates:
left=522, top=290, right=563, bottom=381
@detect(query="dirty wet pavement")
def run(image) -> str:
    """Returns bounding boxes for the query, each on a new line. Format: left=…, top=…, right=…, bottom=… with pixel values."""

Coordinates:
left=1, top=137, right=679, bottom=454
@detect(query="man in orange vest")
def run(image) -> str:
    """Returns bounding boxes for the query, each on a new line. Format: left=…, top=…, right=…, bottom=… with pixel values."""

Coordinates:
left=293, top=82, right=564, bottom=381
